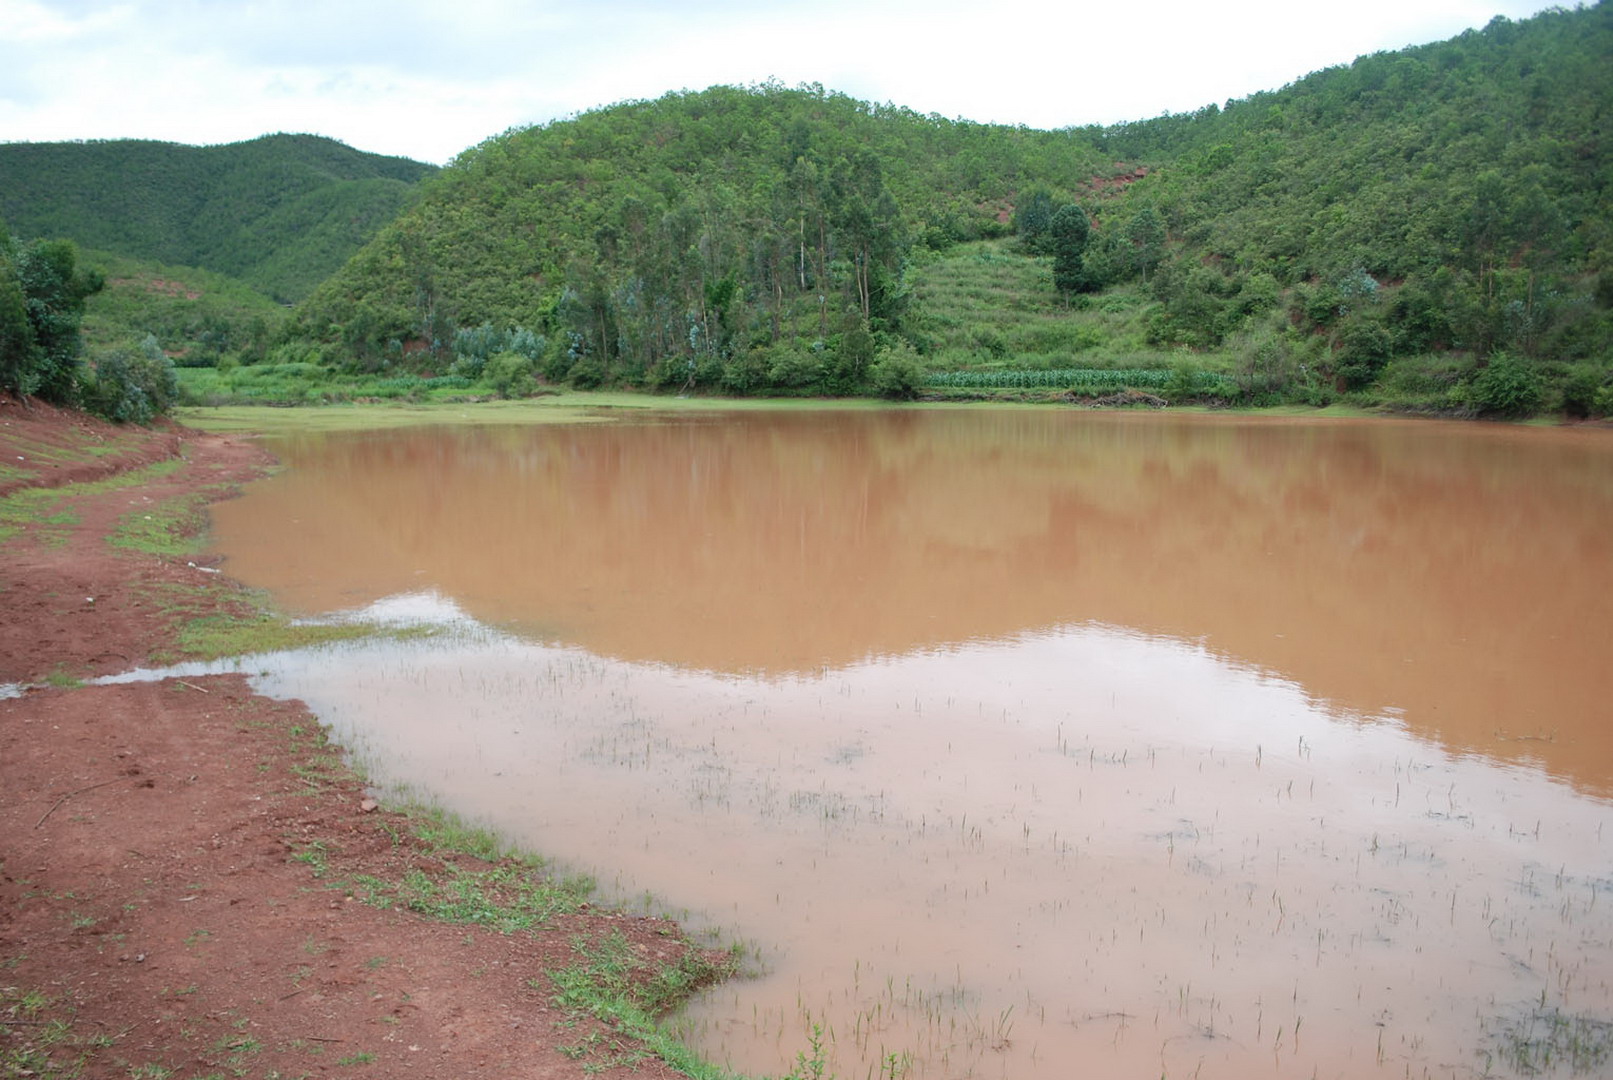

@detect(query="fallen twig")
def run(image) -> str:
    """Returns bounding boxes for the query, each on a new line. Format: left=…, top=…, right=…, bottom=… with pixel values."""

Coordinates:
left=176, top=680, right=209, bottom=694
left=34, top=777, right=131, bottom=828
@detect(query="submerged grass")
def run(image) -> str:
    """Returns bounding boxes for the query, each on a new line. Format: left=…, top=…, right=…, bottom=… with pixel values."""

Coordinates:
left=1485, top=1004, right=1613, bottom=1076
left=309, top=796, right=753, bottom=1076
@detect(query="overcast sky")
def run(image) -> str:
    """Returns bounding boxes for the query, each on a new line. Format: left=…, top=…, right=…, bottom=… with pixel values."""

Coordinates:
left=1, top=0, right=1568, bottom=165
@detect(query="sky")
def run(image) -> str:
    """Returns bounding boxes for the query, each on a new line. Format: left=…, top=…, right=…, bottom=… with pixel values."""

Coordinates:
left=1, top=0, right=1570, bottom=166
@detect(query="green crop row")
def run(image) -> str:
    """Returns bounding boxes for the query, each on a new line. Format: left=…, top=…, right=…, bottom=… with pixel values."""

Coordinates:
left=926, top=368, right=1233, bottom=392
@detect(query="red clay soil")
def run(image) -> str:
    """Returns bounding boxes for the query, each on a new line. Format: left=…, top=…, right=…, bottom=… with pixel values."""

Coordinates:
left=0, top=396, right=722, bottom=1079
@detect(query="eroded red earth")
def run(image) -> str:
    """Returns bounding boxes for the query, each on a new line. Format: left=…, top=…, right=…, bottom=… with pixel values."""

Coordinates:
left=0, top=396, right=718, bottom=1079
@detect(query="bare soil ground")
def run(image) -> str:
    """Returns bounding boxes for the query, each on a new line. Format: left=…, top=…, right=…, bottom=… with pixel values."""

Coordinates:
left=1, top=396, right=725, bottom=1079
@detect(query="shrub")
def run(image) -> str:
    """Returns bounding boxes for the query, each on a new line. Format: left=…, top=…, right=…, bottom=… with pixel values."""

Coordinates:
left=869, top=342, right=926, bottom=399
left=86, top=334, right=177, bottom=423
left=1559, top=363, right=1607, bottom=418
left=765, top=346, right=825, bottom=391
left=1334, top=318, right=1394, bottom=390
left=484, top=350, right=536, bottom=398
left=1467, top=352, right=1543, bottom=417
left=566, top=357, right=607, bottom=390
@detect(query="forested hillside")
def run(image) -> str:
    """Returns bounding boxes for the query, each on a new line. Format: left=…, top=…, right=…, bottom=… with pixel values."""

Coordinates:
left=292, top=86, right=1114, bottom=393
left=0, top=134, right=436, bottom=303
left=1081, top=3, right=1613, bottom=411
left=283, top=2, right=1611, bottom=415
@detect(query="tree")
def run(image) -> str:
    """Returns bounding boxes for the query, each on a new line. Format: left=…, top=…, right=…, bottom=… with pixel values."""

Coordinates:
left=1049, top=203, right=1093, bottom=297
left=1013, top=187, right=1057, bottom=253
left=1, top=229, right=103, bottom=402
left=0, top=230, right=36, bottom=395
left=1123, top=206, right=1166, bottom=281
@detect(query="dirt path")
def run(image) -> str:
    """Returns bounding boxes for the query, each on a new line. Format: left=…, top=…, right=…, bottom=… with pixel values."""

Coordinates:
left=1, top=397, right=726, bottom=1079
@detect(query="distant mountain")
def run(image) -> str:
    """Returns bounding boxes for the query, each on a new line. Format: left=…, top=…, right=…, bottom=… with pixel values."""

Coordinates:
left=286, top=3, right=1611, bottom=414
left=0, top=133, right=437, bottom=303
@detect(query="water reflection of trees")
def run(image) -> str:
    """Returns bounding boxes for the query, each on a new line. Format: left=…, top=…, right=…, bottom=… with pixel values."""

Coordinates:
left=229, top=412, right=1613, bottom=795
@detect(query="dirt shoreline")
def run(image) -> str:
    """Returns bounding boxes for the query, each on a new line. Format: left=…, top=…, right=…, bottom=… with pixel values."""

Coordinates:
left=1, top=397, right=727, bottom=1079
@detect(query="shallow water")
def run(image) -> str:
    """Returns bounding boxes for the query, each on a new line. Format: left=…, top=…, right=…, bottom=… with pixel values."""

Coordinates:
left=206, top=409, right=1613, bottom=1078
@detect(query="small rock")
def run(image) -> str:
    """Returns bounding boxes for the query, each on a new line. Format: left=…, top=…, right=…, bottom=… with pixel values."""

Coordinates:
left=360, top=798, right=379, bottom=812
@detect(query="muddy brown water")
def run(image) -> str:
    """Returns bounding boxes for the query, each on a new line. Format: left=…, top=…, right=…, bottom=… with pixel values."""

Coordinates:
left=206, top=409, right=1613, bottom=1078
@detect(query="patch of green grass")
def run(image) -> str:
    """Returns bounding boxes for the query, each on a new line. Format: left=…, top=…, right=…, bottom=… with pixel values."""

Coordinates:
left=403, top=804, right=521, bottom=863
left=0, top=459, right=182, bottom=547
left=173, top=391, right=906, bottom=438
left=109, top=485, right=225, bottom=557
left=0, top=985, right=113, bottom=1079
left=132, top=580, right=379, bottom=663
left=348, top=855, right=592, bottom=934
left=0, top=486, right=78, bottom=546
left=286, top=797, right=592, bottom=933
left=291, top=840, right=331, bottom=878
left=543, top=931, right=740, bottom=1079
left=175, top=610, right=380, bottom=661
left=43, top=667, right=86, bottom=689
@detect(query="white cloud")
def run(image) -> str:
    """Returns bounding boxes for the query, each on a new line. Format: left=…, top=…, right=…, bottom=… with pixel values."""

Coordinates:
left=0, top=0, right=1569, bottom=164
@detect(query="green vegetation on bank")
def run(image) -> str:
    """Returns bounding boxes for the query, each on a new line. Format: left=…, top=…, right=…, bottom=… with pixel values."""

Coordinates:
left=2, top=216, right=181, bottom=422
left=261, top=4, right=1610, bottom=419
left=7, top=5, right=1611, bottom=421
left=0, top=459, right=182, bottom=546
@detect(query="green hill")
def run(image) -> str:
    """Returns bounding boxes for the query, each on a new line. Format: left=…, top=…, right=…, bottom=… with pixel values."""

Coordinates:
left=290, top=84, right=1117, bottom=387
left=285, top=4, right=1611, bottom=415
left=0, top=133, right=437, bottom=303
left=79, top=251, right=287, bottom=365
left=1077, top=4, right=1613, bottom=411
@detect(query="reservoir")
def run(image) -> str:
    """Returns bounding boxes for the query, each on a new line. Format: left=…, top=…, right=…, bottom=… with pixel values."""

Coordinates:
left=206, top=408, right=1613, bottom=1078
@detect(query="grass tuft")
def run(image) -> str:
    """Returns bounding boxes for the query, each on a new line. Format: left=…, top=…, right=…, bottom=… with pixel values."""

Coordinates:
left=1485, top=1004, right=1613, bottom=1076
left=545, top=931, right=742, bottom=1079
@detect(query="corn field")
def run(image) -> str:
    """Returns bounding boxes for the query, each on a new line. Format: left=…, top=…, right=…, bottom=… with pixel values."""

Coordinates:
left=926, top=368, right=1235, bottom=394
